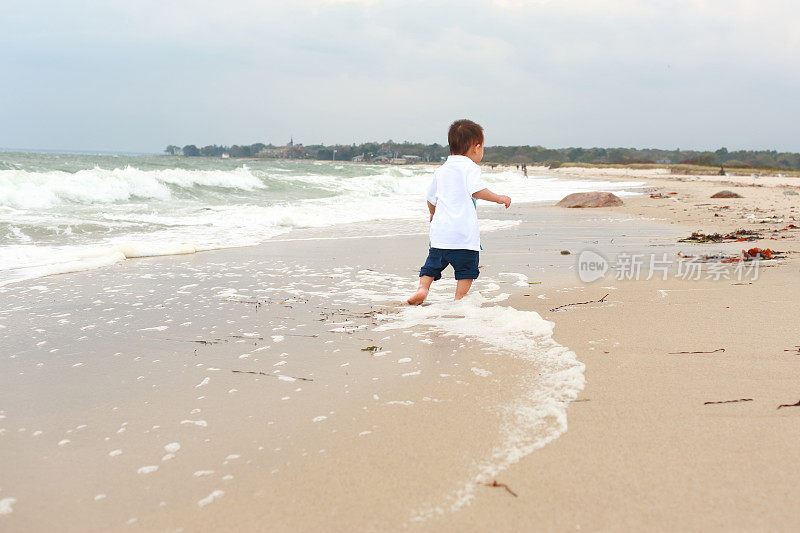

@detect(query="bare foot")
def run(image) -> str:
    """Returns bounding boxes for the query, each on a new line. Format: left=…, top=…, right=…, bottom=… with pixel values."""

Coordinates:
left=407, top=288, right=428, bottom=305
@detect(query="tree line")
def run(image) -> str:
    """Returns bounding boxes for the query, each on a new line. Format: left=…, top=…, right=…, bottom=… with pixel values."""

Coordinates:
left=166, top=144, right=267, bottom=158
left=165, top=143, right=800, bottom=170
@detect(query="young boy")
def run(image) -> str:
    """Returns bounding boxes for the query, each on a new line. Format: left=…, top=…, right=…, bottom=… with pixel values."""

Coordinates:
left=407, top=119, right=511, bottom=305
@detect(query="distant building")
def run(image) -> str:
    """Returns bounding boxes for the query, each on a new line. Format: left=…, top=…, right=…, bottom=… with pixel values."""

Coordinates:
left=402, top=155, right=421, bottom=163
left=221, top=153, right=230, bottom=159
left=352, top=154, right=365, bottom=162
left=284, top=144, right=307, bottom=158
left=257, top=148, right=281, bottom=157
left=257, top=140, right=308, bottom=159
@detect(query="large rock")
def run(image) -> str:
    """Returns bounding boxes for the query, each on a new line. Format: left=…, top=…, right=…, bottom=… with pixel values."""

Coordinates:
left=556, top=192, right=623, bottom=208
left=710, top=190, right=743, bottom=198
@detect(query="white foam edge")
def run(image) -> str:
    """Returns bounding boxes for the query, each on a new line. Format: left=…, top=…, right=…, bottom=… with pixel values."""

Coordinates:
left=373, top=292, right=585, bottom=521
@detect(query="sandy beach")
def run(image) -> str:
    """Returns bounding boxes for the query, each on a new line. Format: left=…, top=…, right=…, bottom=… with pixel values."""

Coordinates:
left=6, top=0, right=800, bottom=529
left=2, top=166, right=799, bottom=531
left=446, top=167, right=800, bottom=532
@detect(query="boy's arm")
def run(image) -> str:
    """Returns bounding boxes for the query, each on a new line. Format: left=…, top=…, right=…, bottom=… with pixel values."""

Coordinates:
left=472, top=188, right=511, bottom=208
left=425, top=174, right=437, bottom=221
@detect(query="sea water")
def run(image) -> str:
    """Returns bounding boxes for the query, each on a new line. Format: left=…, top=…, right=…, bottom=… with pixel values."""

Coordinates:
left=0, top=151, right=644, bottom=285
left=0, top=154, right=660, bottom=528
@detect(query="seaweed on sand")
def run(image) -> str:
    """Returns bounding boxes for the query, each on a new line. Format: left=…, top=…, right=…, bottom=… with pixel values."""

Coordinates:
left=678, top=229, right=761, bottom=243
left=741, top=248, right=784, bottom=260
left=677, top=248, right=784, bottom=262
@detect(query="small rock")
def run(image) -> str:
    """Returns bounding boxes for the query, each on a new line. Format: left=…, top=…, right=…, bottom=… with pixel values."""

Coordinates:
left=560, top=250, right=571, bottom=255
left=711, top=190, right=743, bottom=198
left=556, top=192, right=623, bottom=208
left=784, top=190, right=799, bottom=196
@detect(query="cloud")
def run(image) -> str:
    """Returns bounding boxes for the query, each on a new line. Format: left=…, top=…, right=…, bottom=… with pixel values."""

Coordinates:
left=1, top=0, right=799, bottom=151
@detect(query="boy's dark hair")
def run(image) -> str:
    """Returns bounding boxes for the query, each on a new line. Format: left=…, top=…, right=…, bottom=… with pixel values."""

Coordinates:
left=448, top=119, right=484, bottom=155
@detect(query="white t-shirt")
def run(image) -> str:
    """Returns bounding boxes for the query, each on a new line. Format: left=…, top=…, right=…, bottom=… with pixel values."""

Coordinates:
left=425, top=155, right=487, bottom=251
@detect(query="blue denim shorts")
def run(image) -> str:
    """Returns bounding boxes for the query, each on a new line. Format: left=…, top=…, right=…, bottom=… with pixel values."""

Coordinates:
left=419, top=248, right=480, bottom=281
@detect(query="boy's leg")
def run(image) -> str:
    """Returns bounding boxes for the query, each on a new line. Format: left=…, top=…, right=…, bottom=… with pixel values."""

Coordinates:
left=454, top=279, right=473, bottom=300
left=448, top=249, right=479, bottom=301
left=409, top=248, right=446, bottom=305
left=407, top=275, right=434, bottom=305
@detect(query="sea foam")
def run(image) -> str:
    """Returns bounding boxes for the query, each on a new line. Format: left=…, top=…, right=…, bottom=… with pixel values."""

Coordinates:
left=375, top=292, right=585, bottom=519
left=0, top=497, right=16, bottom=515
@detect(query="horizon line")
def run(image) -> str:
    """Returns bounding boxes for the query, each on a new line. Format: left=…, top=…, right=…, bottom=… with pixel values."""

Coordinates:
left=3, top=142, right=799, bottom=157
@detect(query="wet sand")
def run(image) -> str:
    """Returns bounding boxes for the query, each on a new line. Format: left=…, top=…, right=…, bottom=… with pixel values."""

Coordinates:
left=2, top=168, right=800, bottom=531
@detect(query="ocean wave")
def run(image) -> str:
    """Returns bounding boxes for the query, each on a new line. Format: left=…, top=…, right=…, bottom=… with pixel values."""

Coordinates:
left=0, top=159, right=645, bottom=285
left=0, top=165, right=267, bottom=209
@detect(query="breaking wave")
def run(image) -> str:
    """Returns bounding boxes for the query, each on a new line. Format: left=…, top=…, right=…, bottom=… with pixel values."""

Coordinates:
left=0, top=154, right=644, bottom=285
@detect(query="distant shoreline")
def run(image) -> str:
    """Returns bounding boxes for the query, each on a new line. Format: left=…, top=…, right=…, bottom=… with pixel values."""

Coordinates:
left=3, top=149, right=798, bottom=177
left=155, top=154, right=800, bottom=177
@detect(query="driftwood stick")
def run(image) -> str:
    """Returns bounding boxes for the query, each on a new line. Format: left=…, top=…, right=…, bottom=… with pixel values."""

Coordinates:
left=232, top=370, right=314, bottom=382
left=549, top=293, right=609, bottom=312
left=777, top=400, right=800, bottom=410
left=669, top=348, right=726, bottom=355
left=163, top=337, right=225, bottom=345
left=704, top=398, right=752, bottom=405
left=482, top=480, right=518, bottom=498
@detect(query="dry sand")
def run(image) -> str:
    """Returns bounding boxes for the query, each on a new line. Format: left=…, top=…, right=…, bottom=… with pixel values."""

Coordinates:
left=445, top=168, right=800, bottom=532
left=2, top=167, right=799, bottom=531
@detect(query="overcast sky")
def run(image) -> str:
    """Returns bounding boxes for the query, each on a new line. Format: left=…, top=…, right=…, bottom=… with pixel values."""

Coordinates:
left=2, top=0, right=798, bottom=153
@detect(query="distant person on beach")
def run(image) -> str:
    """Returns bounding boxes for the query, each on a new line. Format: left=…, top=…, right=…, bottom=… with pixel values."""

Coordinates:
left=407, top=119, right=511, bottom=305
